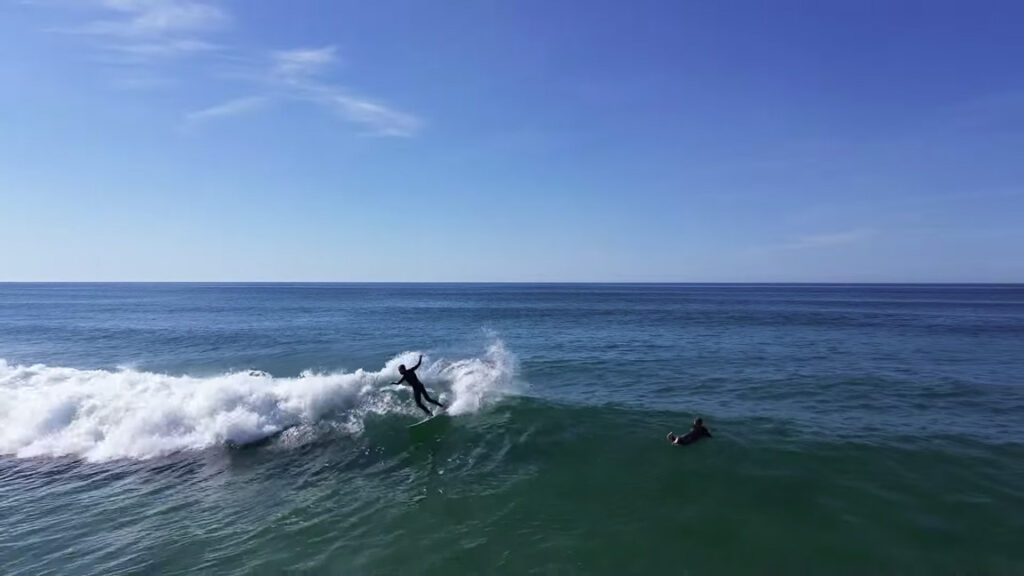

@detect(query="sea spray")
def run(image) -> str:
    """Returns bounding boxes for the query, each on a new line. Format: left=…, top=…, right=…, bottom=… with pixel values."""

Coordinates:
left=440, top=339, right=520, bottom=415
left=0, top=341, right=518, bottom=461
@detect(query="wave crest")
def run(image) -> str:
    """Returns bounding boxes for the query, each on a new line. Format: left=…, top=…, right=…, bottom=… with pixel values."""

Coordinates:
left=0, top=340, right=518, bottom=461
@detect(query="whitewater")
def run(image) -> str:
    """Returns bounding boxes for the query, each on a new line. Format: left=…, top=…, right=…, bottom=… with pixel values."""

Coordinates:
left=0, top=341, right=518, bottom=461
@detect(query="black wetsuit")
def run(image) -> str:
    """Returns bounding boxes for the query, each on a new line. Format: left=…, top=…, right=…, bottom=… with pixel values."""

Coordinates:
left=397, top=369, right=444, bottom=415
left=673, top=425, right=712, bottom=445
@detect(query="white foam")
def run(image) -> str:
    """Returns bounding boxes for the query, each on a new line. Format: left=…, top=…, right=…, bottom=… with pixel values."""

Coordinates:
left=0, top=340, right=518, bottom=461
left=437, top=340, right=519, bottom=415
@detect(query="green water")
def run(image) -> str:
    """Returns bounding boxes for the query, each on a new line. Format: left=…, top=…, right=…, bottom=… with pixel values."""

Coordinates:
left=3, top=401, right=1021, bottom=575
left=2, top=284, right=1023, bottom=574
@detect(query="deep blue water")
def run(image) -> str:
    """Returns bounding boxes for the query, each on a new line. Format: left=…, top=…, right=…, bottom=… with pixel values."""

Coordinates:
left=1, top=284, right=1023, bottom=574
left=2, top=283, right=1022, bottom=441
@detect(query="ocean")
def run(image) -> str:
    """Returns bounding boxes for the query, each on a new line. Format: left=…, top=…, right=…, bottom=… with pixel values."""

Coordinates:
left=1, top=283, right=1022, bottom=575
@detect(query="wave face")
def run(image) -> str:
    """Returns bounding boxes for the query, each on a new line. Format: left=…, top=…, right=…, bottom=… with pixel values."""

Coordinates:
left=0, top=341, right=518, bottom=461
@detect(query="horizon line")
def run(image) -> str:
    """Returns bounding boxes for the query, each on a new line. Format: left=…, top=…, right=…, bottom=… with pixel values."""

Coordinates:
left=1, top=281, right=1022, bottom=286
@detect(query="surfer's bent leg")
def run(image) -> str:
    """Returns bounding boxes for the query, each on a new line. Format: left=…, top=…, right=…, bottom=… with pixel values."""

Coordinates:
left=422, top=389, right=445, bottom=408
left=413, top=388, right=432, bottom=416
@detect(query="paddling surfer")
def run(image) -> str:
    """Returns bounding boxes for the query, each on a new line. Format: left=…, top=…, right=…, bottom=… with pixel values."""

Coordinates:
left=667, top=418, right=712, bottom=446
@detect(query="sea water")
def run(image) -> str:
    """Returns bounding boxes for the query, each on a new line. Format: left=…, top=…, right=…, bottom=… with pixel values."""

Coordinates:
left=1, top=283, right=1022, bottom=574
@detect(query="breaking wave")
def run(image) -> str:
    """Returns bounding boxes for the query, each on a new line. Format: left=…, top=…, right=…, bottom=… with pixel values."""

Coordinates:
left=0, top=340, right=518, bottom=461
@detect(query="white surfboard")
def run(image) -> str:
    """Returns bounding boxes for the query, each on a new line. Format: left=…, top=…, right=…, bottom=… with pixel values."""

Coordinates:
left=409, top=409, right=447, bottom=428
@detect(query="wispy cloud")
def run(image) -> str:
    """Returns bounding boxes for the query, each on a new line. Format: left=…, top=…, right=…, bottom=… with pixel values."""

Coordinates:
left=85, top=0, right=228, bottom=39
left=272, top=46, right=338, bottom=79
left=748, top=228, right=877, bottom=255
left=777, top=228, right=876, bottom=250
left=30, top=3, right=422, bottom=137
left=30, top=1, right=229, bottom=90
left=57, top=0, right=229, bottom=59
left=319, top=93, right=422, bottom=137
left=190, top=44, right=422, bottom=137
left=184, top=96, right=267, bottom=125
left=109, top=72, right=177, bottom=90
left=107, top=38, right=219, bottom=58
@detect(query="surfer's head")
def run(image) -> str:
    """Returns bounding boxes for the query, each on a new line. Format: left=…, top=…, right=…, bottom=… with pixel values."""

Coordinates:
left=694, top=417, right=703, bottom=427
left=398, top=364, right=407, bottom=375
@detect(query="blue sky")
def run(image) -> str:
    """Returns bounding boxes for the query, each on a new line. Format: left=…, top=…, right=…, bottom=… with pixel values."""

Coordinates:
left=1, top=0, right=1022, bottom=282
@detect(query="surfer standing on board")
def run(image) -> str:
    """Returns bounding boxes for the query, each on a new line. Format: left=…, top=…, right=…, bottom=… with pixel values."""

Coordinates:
left=391, top=355, right=445, bottom=416
left=667, top=418, right=712, bottom=446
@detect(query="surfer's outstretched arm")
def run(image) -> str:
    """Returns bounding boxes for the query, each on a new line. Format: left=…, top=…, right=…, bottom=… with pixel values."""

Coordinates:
left=410, top=355, right=423, bottom=371
left=390, top=374, right=407, bottom=386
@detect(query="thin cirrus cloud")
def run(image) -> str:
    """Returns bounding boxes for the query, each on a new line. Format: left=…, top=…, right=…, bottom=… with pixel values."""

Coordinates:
left=747, top=228, right=878, bottom=255
left=107, top=38, right=220, bottom=58
left=35, top=1, right=421, bottom=136
left=87, top=0, right=228, bottom=38
left=779, top=229, right=877, bottom=250
left=187, top=45, right=423, bottom=137
left=272, top=46, right=338, bottom=79
left=58, top=0, right=228, bottom=59
left=184, top=96, right=268, bottom=125
left=317, top=93, right=423, bottom=138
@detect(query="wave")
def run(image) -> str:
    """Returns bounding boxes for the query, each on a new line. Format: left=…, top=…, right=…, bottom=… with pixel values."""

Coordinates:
left=0, top=340, right=519, bottom=461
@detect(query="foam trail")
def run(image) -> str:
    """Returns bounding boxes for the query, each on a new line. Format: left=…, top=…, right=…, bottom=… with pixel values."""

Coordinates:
left=0, top=340, right=518, bottom=461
